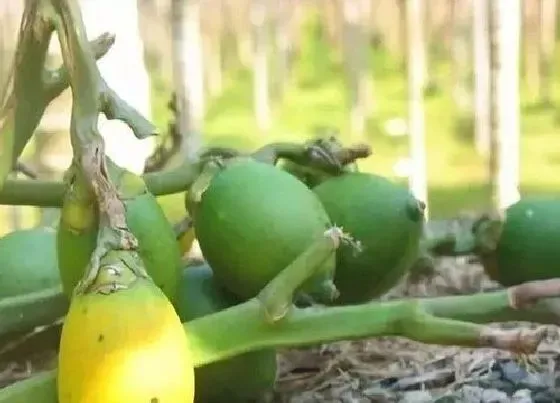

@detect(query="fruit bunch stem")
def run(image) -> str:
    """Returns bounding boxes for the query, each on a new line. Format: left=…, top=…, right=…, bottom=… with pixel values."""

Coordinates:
left=185, top=278, right=560, bottom=365
left=5, top=278, right=560, bottom=402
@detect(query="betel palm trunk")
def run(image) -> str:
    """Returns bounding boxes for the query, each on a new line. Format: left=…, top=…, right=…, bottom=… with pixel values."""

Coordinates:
left=171, top=0, right=204, bottom=162
left=473, top=0, right=491, bottom=157
left=406, top=0, right=429, bottom=218
left=488, top=0, right=521, bottom=212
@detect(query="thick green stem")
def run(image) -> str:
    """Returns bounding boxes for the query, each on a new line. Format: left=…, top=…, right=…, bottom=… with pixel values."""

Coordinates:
left=0, top=160, right=202, bottom=207
left=143, top=159, right=203, bottom=196
left=0, top=180, right=65, bottom=207
left=258, top=228, right=341, bottom=321
left=0, top=136, right=373, bottom=207
left=0, top=286, right=68, bottom=337
left=427, top=278, right=560, bottom=324
left=3, top=279, right=560, bottom=402
left=188, top=280, right=559, bottom=366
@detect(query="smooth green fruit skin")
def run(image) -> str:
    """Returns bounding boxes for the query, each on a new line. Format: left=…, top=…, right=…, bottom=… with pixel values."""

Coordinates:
left=488, top=197, right=560, bottom=286
left=0, top=227, right=61, bottom=298
left=125, top=192, right=183, bottom=303
left=57, top=223, right=98, bottom=297
left=193, top=159, right=336, bottom=301
left=313, top=172, right=424, bottom=305
left=177, top=263, right=277, bottom=403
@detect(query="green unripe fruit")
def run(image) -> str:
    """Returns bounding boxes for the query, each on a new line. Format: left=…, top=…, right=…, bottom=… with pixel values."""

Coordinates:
left=0, top=227, right=61, bottom=298
left=313, top=172, right=425, bottom=304
left=192, top=159, right=337, bottom=302
left=480, top=197, right=560, bottom=287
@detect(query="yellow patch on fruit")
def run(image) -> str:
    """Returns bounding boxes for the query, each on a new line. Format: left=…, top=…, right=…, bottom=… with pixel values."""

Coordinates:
left=57, top=252, right=194, bottom=403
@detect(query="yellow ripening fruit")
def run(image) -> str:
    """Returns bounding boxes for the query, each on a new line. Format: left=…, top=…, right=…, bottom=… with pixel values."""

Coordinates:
left=57, top=250, right=194, bottom=403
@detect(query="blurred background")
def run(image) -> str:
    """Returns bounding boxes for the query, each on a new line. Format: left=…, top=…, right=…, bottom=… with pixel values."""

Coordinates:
left=0, top=0, right=557, bottom=235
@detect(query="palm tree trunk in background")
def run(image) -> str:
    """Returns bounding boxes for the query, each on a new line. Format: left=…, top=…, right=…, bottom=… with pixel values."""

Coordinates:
left=220, top=0, right=238, bottom=71
left=423, top=0, right=433, bottom=88
left=237, top=0, right=253, bottom=67
left=489, top=0, right=521, bottom=212
left=273, top=0, right=292, bottom=101
left=371, top=0, right=405, bottom=66
left=137, top=0, right=172, bottom=80
left=204, top=0, right=223, bottom=99
left=451, top=0, right=472, bottom=113
left=363, top=0, right=375, bottom=115
left=399, top=0, right=408, bottom=69
left=472, top=0, right=491, bottom=157
left=323, top=0, right=342, bottom=50
left=252, top=0, right=271, bottom=132
left=342, top=0, right=369, bottom=138
left=406, top=0, right=429, bottom=217
left=171, top=0, right=204, bottom=161
left=524, top=0, right=542, bottom=104
left=540, top=0, right=557, bottom=105
left=79, top=0, right=154, bottom=175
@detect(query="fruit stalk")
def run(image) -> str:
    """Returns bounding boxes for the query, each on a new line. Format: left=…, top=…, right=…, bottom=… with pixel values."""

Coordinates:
left=258, top=227, right=343, bottom=322
left=188, top=279, right=559, bottom=366
left=425, top=279, right=560, bottom=324
left=0, top=158, right=203, bottom=207
left=0, top=136, right=370, bottom=207
left=251, top=140, right=371, bottom=167
left=4, top=278, right=560, bottom=402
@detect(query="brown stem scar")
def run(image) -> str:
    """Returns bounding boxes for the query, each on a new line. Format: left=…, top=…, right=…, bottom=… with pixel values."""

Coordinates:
left=340, top=143, right=372, bottom=163
left=479, top=326, right=549, bottom=354
left=508, top=279, right=560, bottom=309
left=80, top=139, right=136, bottom=250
